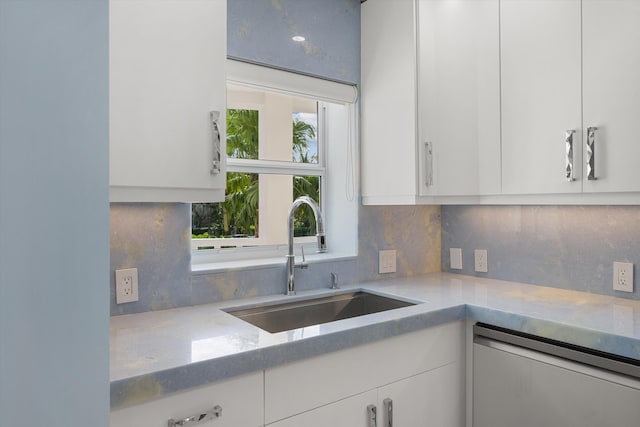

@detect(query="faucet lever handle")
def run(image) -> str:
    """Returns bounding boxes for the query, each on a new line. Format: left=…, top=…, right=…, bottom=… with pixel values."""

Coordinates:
left=297, top=246, right=308, bottom=269
left=330, top=272, right=339, bottom=289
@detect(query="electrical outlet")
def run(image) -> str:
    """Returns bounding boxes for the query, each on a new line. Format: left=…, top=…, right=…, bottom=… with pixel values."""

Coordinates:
left=116, top=268, right=139, bottom=304
left=450, top=248, right=462, bottom=270
left=613, top=261, right=634, bottom=293
left=379, top=250, right=397, bottom=274
left=474, top=249, right=488, bottom=273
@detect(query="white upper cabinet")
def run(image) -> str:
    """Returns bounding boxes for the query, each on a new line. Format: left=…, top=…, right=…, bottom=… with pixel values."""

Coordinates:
left=418, top=0, right=501, bottom=197
left=109, top=0, right=226, bottom=202
left=362, top=0, right=640, bottom=204
left=500, top=0, right=582, bottom=195
left=361, top=0, right=418, bottom=205
left=582, top=0, right=640, bottom=193
left=501, top=0, right=640, bottom=199
left=361, top=0, right=500, bottom=205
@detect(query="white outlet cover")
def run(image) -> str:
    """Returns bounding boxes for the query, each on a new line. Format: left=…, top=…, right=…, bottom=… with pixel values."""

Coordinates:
left=450, top=248, right=462, bottom=270
left=474, top=249, right=488, bottom=273
left=379, top=250, right=397, bottom=274
left=115, top=267, right=139, bottom=304
left=613, top=261, right=633, bottom=293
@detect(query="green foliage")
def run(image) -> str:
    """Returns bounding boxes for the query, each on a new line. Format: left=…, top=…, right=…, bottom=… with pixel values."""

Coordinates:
left=226, top=109, right=259, bottom=159
left=223, top=172, right=259, bottom=236
left=192, top=108, right=320, bottom=239
left=192, top=203, right=224, bottom=238
left=293, top=119, right=317, bottom=163
left=292, top=175, right=320, bottom=236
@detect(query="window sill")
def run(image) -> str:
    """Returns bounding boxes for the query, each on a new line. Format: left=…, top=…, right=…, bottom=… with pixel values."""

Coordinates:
left=191, top=251, right=357, bottom=275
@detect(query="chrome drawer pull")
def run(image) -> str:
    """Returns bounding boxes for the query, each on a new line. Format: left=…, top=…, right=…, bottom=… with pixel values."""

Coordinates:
left=210, top=110, right=221, bottom=175
left=383, top=398, right=393, bottom=427
left=424, top=141, right=433, bottom=187
left=565, top=129, right=576, bottom=182
left=168, top=405, right=222, bottom=427
left=586, top=126, right=598, bottom=181
left=367, top=404, right=377, bottom=427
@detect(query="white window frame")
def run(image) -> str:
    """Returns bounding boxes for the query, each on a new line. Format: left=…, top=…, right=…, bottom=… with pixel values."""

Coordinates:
left=191, top=60, right=359, bottom=272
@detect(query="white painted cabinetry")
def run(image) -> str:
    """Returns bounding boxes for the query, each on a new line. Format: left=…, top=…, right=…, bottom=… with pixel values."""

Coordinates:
left=361, top=0, right=418, bottom=205
left=501, top=0, right=640, bottom=197
left=109, top=0, right=227, bottom=202
left=264, top=322, right=465, bottom=426
left=109, top=372, right=263, bottom=427
left=109, top=323, right=464, bottom=427
left=268, top=366, right=462, bottom=427
left=361, top=0, right=500, bottom=204
left=500, top=0, right=582, bottom=195
left=364, top=0, right=640, bottom=203
left=266, top=390, right=378, bottom=427
left=582, top=0, right=640, bottom=194
left=417, top=0, right=501, bottom=198
left=377, top=362, right=463, bottom=427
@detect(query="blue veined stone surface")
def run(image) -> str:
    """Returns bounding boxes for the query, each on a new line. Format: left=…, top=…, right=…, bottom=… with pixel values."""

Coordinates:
left=228, top=0, right=360, bottom=85
left=110, top=203, right=442, bottom=315
left=442, top=205, right=640, bottom=300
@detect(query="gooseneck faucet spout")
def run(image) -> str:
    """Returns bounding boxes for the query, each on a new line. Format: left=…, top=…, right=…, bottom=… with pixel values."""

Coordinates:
left=286, top=196, right=327, bottom=295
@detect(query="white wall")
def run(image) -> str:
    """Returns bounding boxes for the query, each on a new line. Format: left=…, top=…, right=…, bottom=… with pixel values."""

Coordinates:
left=0, top=1, right=110, bottom=426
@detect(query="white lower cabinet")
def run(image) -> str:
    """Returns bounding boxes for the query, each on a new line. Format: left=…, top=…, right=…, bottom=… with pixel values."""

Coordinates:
left=268, top=365, right=461, bottom=427
left=110, top=322, right=464, bottom=427
left=265, top=322, right=465, bottom=426
left=378, top=362, right=463, bottom=427
left=267, top=390, right=378, bottom=427
left=109, top=372, right=263, bottom=427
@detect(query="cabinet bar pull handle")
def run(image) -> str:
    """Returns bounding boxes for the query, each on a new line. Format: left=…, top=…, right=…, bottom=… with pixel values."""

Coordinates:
left=586, top=126, right=598, bottom=180
left=210, top=110, right=221, bottom=175
left=168, top=405, right=222, bottom=427
left=565, top=130, right=576, bottom=181
left=367, top=404, right=377, bottom=427
left=424, top=141, right=433, bottom=187
left=383, top=398, right=393, bottom=427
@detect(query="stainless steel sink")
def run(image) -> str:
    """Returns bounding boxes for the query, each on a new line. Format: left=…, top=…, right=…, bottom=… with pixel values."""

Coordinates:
left=225, top=291, right=417, bottom=333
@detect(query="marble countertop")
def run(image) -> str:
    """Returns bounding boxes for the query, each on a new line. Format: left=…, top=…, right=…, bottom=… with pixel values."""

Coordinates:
left=110, top=273, right=640, bottom=408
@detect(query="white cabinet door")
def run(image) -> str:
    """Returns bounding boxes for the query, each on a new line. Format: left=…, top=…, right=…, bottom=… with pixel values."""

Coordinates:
left=110, top=0, right=226, bottom=202
left=418, top=0, right=501, bottom=197
left=362, top=0, right=500, bottom=204
left=109, top=372, right=263, bottom=427
left=270, top=363, right=464, bottom=427
left=264, top=322, right=465, bottom=424
left=582, top=0, right=640, bottom=193
left=500, top=0, right=582, bottom=195
left=267, top=390, right=378, bottom=427
left=378, top=362, right=463, bottom=427
left=361, top=0, right=418, bottom=205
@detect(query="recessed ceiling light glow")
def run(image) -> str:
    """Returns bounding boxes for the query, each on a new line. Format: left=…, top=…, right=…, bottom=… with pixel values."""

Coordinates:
left=292, top=36, right=306, bottom=42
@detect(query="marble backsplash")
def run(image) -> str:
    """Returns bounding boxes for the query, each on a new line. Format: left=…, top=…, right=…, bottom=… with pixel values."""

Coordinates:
left=110, top=204, right=441, bottom=315
left=441, top=205, right=640, bottom=300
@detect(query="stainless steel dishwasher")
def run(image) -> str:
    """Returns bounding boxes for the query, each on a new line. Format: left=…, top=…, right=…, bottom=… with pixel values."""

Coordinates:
left=473, top=323, right=640, bottom=427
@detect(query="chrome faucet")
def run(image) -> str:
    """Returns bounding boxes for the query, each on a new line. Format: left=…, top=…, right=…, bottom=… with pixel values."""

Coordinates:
left=286, top=196, right=327, bottom=295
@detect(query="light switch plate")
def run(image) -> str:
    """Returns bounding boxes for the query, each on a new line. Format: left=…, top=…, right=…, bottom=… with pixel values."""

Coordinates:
left=450, top=248, right=462, bottom=270
left=379, top=250, right=397, bottom=274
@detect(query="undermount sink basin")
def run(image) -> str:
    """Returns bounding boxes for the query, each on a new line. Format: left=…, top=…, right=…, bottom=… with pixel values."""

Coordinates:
left=224, top=291, right=417, bottom=333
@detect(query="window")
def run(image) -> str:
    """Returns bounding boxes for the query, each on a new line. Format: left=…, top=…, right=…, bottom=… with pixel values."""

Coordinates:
left=192, top=60, right=358, bottom=268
